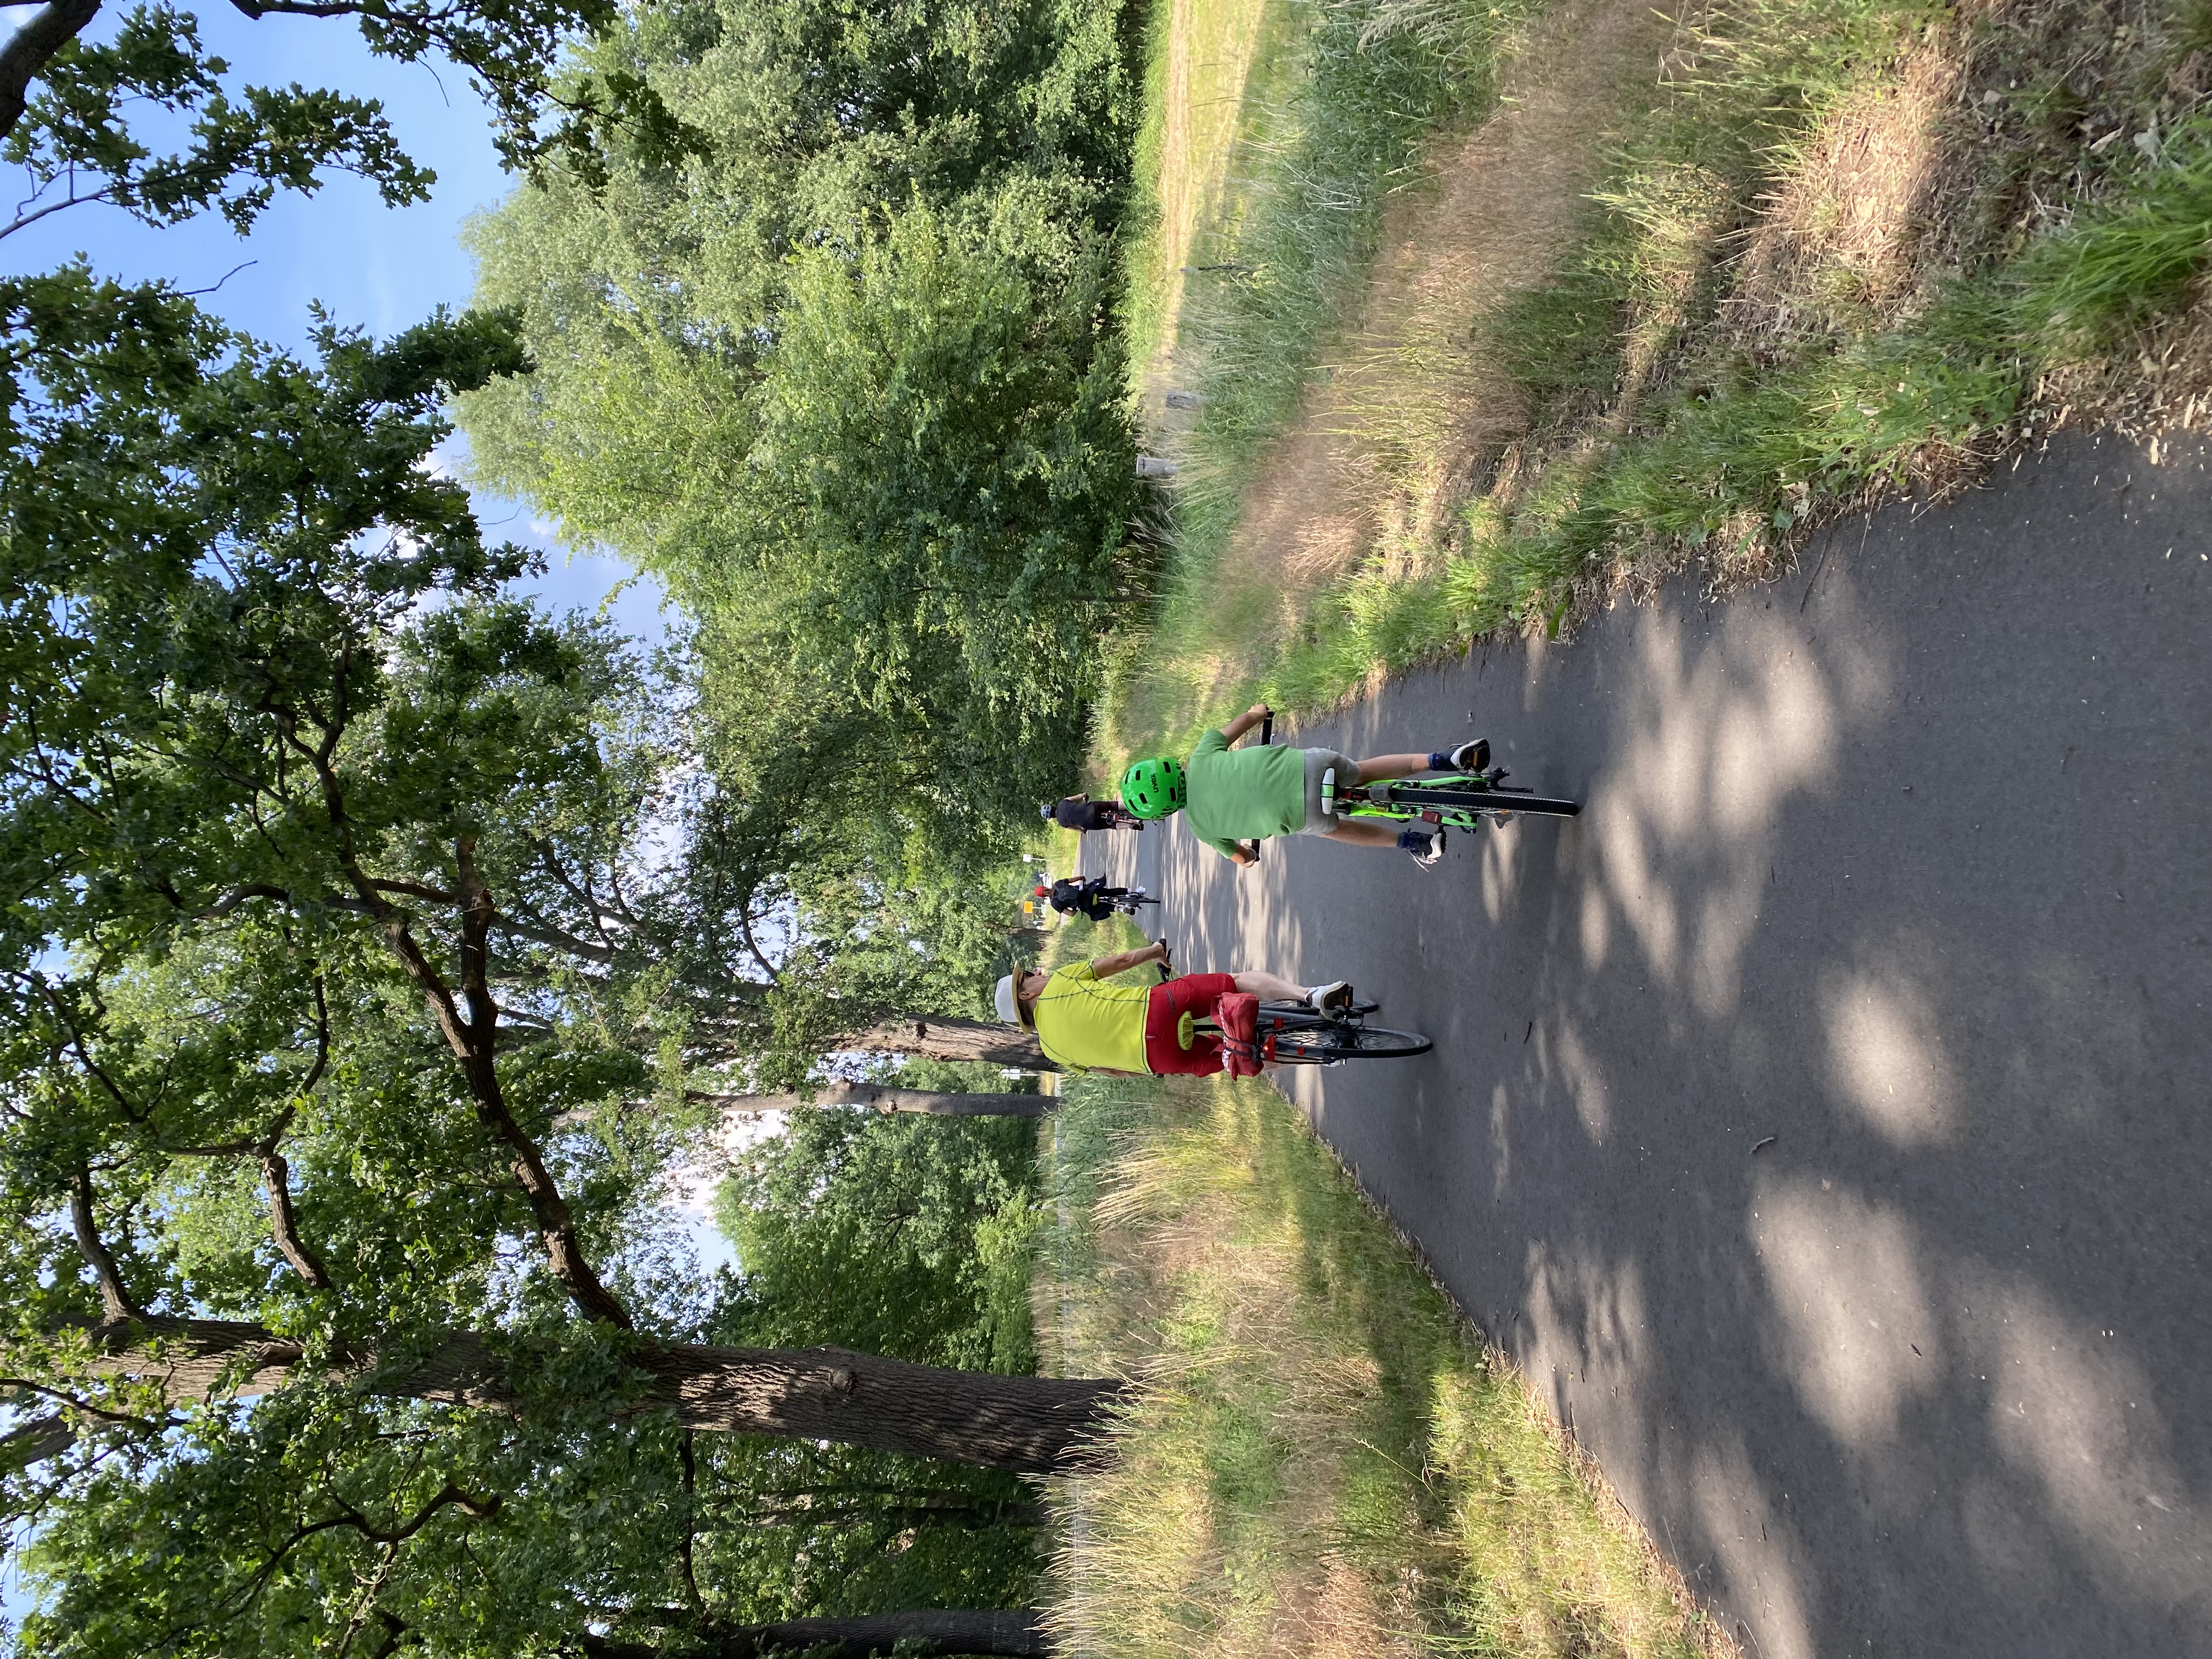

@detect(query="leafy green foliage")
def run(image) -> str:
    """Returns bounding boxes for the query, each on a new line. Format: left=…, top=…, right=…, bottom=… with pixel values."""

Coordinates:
left=716, top=1108, right=1041, bottom=1373
left=0, top=278, right=1049, bottom=1653
left=2, top=4, right=433, bottom=241
left=459, top=0, right=1148, bottom=855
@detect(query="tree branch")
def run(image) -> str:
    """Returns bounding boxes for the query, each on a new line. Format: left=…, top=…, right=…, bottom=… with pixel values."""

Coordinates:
left=370, top=873, right=619, bottom=964
left=256, top=976, right=334, bottom=1285
left=364, top=877, right=461, bottom=905
left=0, top=0, right=103, bottom=141
left=69, top=1168, right=142, bottom=1322
left=0, top=179, right=118, bottom=242
left=373, top=850, right=632, bottom=1329
left=689, top=1085, right=1049, bottom=1119
left=262, top=1151, right=332, bottom=1289
left=19, top=973, right=146, bottom=1125
left=0, top=1410, right=77, bottom=1469
left=209, top=883, right=298, bottom=917
left=489, top=909, right=617, bottom=964
left=677, top=1429, right=701, bottom=1613
left=733, top=906, right=781, bottom=984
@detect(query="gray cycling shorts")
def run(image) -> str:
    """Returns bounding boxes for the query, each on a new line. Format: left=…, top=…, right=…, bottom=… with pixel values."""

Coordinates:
left=1300, top=748, right=1361, bottom=833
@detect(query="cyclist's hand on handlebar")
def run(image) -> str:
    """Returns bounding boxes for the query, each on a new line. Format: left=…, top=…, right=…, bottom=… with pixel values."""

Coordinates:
left=1246, top=702, right=1272, bottom=722
left=1231, top=841, right=1260, bottom=867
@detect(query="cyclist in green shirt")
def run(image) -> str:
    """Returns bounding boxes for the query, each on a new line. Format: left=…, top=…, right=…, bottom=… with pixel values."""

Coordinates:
left=1120, top=703, right=1488, bottom=869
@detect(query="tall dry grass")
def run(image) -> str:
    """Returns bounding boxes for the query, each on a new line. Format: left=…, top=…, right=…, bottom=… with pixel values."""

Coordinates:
left=1038, top=1066, right=1730, bottom=1659
left=1099, top=0, right=2212, bottom=767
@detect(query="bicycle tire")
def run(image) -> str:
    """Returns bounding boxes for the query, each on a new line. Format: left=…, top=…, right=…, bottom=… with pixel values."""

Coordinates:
left=1269, top=1022, right=1433, bottom=1063
left=1373, top=784, right=1581, bottom=818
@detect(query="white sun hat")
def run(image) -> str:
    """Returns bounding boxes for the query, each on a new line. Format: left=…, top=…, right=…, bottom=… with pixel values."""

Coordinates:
left=993, top=973, right=1022, bottom=1024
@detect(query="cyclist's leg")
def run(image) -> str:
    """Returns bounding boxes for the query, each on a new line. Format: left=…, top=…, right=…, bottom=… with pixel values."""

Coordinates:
left=1320, top=819, right=1400, bottom=849
left=1350, top=752, right=1432, bottom=781
left=1232, top=969, right=1307, bottom=1002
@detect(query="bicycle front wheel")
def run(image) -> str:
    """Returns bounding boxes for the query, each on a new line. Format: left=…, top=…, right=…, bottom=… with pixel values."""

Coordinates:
left=1271, top=1022, right=1432, bottom=1063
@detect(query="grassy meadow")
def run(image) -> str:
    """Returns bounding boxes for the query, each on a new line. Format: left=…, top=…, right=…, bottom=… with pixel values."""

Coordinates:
left=1101, top=0, right=2212, bottom=764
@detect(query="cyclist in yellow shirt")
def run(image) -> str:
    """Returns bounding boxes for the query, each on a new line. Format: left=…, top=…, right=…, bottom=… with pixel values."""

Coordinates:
left=992, top=942, right=1352, bottom=1076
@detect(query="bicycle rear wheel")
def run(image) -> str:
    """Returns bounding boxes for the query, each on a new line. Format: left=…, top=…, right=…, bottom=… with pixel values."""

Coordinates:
left=1380, top=784, right=1580, bottom=818
left=1269, top=1021, right=1432, bottom=1063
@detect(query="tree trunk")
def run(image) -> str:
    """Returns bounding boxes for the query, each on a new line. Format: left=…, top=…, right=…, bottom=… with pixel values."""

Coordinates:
left=848, top=1015, right=1053, bottom=1072
left=0, top=0, right=104, bottom=139
left=694, top=1084, right=1049, bottom=1119
left=72, top=1316, right=1119, bottom=1474
left=587, top=1608, right=1049, bottom=1658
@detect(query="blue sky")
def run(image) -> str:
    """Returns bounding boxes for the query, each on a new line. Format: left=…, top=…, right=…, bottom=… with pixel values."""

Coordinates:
left=0, top=2, right=669, bottom=639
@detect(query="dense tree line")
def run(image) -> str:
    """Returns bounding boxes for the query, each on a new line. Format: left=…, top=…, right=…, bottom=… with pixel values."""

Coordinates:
left=0, top=2, right=1146, bottom=1651
left=458, top=0, right=1150, bottom=843
left=0, top=285, right=1112, bottom=1655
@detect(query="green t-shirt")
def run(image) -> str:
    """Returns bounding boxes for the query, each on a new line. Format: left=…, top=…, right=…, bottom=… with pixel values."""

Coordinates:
left=1031, top=962, right=1153, bottom=1074
left=1183, top=728, right=1306, bottom=858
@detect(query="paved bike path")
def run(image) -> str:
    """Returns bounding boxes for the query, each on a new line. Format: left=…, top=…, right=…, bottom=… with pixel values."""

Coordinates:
left=1082, top=428, right=2212, bottom=1658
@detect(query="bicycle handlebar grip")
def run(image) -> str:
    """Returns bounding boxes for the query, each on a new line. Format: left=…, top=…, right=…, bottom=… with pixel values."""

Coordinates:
left=1248, top=712, right=1274, bottom=863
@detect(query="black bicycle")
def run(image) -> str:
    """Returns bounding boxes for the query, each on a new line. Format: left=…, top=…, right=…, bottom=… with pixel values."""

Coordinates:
left=1238, top=998, right=1432, bottom=1065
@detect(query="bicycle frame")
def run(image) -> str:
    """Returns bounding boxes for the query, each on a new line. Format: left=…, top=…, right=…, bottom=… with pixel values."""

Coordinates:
left=1320, top=767, right=1534, bottom=833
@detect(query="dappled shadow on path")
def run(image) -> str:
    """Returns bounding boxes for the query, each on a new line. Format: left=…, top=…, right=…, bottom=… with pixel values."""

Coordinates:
left=1094, top=431, right=2212, bottom=1657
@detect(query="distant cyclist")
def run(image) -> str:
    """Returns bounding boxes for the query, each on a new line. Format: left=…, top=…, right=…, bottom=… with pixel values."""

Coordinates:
left=1042, top=794, right=1140, bottom=834
left=1119, top=703, right=1488, bottom=868
left=1036, top=877, right=1152, bottom=922
left=994, top=941, right=1353, bottom=1077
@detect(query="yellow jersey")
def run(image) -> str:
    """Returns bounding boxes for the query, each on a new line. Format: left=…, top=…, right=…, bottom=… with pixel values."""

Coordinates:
left=1031, top=961, right=1152, bottom=1074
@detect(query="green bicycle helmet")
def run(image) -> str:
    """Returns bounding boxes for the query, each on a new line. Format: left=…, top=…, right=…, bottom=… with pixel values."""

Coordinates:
left=1120, top=757, right=1187, bottom=819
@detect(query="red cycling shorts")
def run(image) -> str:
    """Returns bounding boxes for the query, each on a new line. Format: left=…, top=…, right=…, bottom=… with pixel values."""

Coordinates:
left=1143, top=973, right=1240, bottom=1076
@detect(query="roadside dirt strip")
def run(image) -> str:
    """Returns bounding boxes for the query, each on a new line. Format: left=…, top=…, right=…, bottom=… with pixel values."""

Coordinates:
left=1085, top=427, right=2212, bottom=1658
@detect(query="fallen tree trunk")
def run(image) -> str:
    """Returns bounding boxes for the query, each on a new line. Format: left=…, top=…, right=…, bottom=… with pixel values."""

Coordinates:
left=848, top=1015, right=1052, bottom=1071
left=54, top=1315, right=1120, bottom=1474
left=585, top=1608, right=1050, bottom=1658
left=693, top=1084, right=1049, bottom=1119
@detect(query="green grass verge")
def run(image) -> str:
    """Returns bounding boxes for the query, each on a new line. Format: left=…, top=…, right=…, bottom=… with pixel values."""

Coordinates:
left=1039, top=1063, right=1726, bottom=1657
left=1161, top=0, right=1536, bottom=509
left=1265, top=99, right=2212, bottom=704
left=1105, top=0, right=1539, bottom=753
left=1107, top=0, right=2212, bottom=751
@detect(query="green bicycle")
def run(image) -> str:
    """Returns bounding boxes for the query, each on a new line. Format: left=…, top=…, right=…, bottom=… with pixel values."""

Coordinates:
left=1318, top=740, right=1581, bottom=832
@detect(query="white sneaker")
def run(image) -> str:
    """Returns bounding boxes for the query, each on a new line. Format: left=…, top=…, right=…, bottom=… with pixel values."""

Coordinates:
left=1407, top=829, right=1446, bottom=868
left=1306, top=980, right=1354, bottom=1014
left=1447, top=738, right=1491, bottom=772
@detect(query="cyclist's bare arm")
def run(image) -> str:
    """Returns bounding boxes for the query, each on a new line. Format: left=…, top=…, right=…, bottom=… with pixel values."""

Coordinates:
left=1218, top=702, right=1271, bottom=746
left=1091, top=941, right=1169, bottom=979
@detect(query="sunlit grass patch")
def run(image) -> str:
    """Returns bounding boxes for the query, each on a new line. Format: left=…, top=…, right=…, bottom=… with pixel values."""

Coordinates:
left=1101, top=0, right=1544, bottom=769
left=1100, top=0, right=2212, bottom=761
left=1039, top=1070, right=1729, bottom=1658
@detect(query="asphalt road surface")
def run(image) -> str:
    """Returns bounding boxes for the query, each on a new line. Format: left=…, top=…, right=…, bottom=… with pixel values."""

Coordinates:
left=1082, top=428, right=2211, bottom=1658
